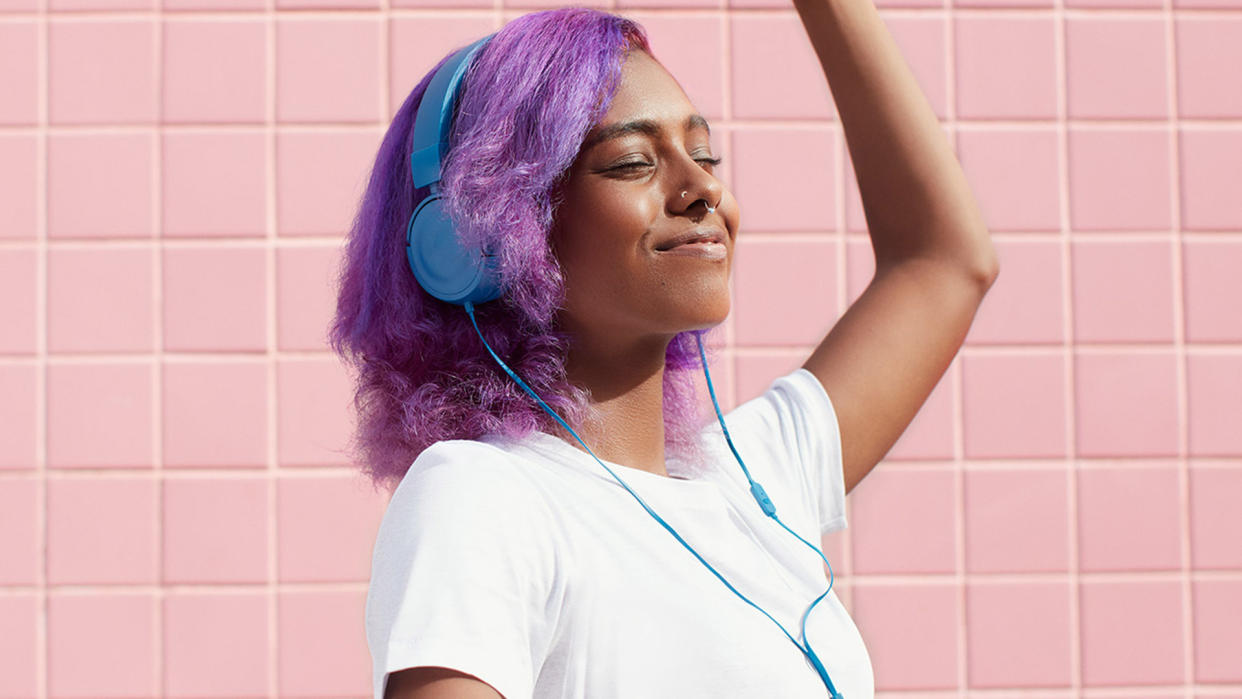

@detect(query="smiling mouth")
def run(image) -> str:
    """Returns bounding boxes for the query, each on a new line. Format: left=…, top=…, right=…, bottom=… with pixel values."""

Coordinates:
left=654, top=240, right=728, bottom=260
left=654, top=230, right=727, bottom=252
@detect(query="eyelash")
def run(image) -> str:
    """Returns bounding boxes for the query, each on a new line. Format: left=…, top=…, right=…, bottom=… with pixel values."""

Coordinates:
left=612, top=156, right=723, bottom=171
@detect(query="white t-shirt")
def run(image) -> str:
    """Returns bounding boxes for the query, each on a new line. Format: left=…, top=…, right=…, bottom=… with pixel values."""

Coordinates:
left=366, top=368, right=874, bottom=699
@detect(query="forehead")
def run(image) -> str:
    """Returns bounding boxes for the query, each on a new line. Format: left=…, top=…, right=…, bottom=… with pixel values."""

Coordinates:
left=593, top=50, right=697, bottom=130
left=578, top=50, right=707, bottom=154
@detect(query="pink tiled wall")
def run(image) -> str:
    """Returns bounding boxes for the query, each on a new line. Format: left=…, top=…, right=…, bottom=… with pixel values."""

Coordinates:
left=1, top=0, right=1240, bottom=694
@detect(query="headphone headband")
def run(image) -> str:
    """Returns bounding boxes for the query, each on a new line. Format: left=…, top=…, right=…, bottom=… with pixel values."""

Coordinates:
left=409, top=34, right=496, bottom=191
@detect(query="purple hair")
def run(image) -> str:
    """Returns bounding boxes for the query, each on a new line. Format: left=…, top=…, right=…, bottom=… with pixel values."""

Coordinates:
left=331, top=8, right=717, bottom=492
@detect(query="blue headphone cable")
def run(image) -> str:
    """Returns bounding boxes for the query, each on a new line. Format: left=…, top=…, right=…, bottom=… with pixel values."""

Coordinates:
left=462, top=301, right=845, bottom=699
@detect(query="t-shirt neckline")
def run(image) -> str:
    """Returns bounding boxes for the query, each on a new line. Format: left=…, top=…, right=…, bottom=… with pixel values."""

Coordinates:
left=514, top=429, right=727, bottom=498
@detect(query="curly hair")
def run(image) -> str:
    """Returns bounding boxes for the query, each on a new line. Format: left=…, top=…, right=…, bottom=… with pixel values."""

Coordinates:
left=330, top=7, right=718, bottom=492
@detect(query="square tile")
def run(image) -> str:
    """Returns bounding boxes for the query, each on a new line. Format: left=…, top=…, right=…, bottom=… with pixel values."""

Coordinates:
left=732, top=238, right=838, bottom=346
left=626, top=12, right=722, bottom=119
left=1079, top=581, right=1184, bottom=686
left=1071, top=239, right=1175, bottom=343
left=1069, top=0, right=1160, bottom=7
left=0, top=0, right=39, bottom=9
left=956, top=0, right=1053, bottom=8
left=730, top=14, right=834, bottom=119
left=1183, top=239, right=1242, bottom=341
left=843, top=237, right=873, bottom=304
left=732, top=350, right=807, bottom=411
left=0, top=21, right=37, bottom=125
left=1077, top=466, right=1181, bottom=571
left=162, top=246, right=266, bottom=351
left=849, top=468, right=956, bottom=574
left=0, top=135, right=37, bottom=239
left=1186, top=354, right=1242, bottom=456
left=162, top=131, right=267, bottom=238
left=731, top=128, right=836, bottom=232
left=956, top=128, right=1060, bottom=232
left=163, top=478, right=268, bottom=584
left=163, top=361, right=268, bottom=468
left=277, top=358, right=353, bottom=466
left=1189, top=465, right=1242, bottom=569
left=0, top=248, right=36, bottom=354
left=618, top=0, right=715, bottom=7
left=276, top=129, right=381, bottom=236
left=388, top=16, right=497, bottom=117
left=1066, top=17, right=1168, bottom=119
left=48, top=247, right=154, bottom=353
left=277, top=475, right=386, bottom=582
left=48, top=593, right=157, bottom=698
left=1179, top=129, right=1242, bottom=230
left=391, top=0, right=492, bottom=10
left=0, top=365, right=37, bottom=470
left=1174, top=0, right=1242, bottom=7
left=51, top=0, right=153, bottom=9
left=885, top=368, right=955, bottom=462
left=276, top=246, right=340, bottom=350
left=162, top=19, right=266, bottom=124
left=966, top=582, right=1072, bottom=687
left=47, top=476, right=158, bottom=584
left=48, top=133, right=154, bottom=239
left=966, top=239, right=1064, bottom=345
left=164, top=593, right=270, bottom=697
left=277, top=0, right=377, bottom=8
left=963, top=353, right=1067, bottom=458
left=0, top=595, right=38, bottom=699
left=1068, top=128, right=1172, bottom=231
left=1193, top=580, right=1242, bottom=682
left=164, top=0, right=262, bottom=9
left=965, top=469, right=1069, bottom=573
left=277, top=591, right=370, bottom=697
left=0, top=477, right=39, bottom=584
left=276, top=18, right=382, bottom=124
left=49, top=19, right=157, bottom=125
left=1073, top=352, right=1178, bottom=457
left=47, top=362, right=153, bottom=469
left=1176, top=17, right=1242, bottom=118
left=955, top=16, right=1056, bottom=119
left=851, top=584, right=960, bottom=690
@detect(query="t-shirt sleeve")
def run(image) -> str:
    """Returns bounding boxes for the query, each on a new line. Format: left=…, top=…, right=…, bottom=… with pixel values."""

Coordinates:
left=365, top=440, right=559, bottom=699
left=721, top=367, right=849, bottom=535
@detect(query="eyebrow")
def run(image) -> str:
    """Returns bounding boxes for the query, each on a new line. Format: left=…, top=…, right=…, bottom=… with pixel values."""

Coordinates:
left=582, top=114, right=712, bottom=152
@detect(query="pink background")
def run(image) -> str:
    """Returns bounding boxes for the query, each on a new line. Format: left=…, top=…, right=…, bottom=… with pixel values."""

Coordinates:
left=1, top=0, right=1240, bottom=694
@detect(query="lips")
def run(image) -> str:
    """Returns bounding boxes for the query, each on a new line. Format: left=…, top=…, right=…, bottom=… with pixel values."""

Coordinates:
left=654, top=228, right=727, bottom=252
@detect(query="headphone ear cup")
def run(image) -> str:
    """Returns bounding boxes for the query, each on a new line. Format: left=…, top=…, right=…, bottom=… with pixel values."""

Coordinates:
left=406, top=195, right=502, bottom=306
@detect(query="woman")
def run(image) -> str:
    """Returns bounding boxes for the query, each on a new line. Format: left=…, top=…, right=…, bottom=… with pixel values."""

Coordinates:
left=332, top=4, right=998, bottom=699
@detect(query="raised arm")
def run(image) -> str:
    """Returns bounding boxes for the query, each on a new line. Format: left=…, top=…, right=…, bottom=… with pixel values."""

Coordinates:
left=791, top=0, right=1000, bottom=494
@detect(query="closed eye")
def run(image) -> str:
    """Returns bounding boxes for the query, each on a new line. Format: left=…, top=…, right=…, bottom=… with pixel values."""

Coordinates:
left=608, top=156, right=724, bottom=172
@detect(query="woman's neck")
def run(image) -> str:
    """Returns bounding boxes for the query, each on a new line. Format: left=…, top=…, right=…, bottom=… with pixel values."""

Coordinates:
left=561, top=333, right=671, bottom=477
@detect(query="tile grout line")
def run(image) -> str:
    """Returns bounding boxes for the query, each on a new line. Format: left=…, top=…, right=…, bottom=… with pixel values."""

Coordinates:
left=153, top=0, right=167, bottom=693
left=265, top=0, right=279, bottom=695
left=35, top=0, right=48, bottom=696
left=942, top=0, right=972, bottom=694
left=1053, top=0, right=1082, bottom=691
left=1164, top=0, right=1195, bottom=692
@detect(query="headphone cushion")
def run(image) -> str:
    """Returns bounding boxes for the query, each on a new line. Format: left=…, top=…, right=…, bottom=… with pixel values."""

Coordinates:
left=406, top=195, right=502, bottom=305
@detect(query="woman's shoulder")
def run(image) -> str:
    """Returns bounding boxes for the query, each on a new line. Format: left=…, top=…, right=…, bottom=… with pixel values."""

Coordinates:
left=385, top=436, right=551, bottom=525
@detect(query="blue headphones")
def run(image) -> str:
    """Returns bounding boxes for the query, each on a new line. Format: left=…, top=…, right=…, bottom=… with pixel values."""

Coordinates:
left=407, top=34, right=501, bottom=306
left=406, top=36, right=846, bottom=699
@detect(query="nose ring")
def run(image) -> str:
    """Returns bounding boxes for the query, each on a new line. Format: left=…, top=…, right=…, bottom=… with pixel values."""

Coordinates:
left=683, top=190, right=717, bottom=214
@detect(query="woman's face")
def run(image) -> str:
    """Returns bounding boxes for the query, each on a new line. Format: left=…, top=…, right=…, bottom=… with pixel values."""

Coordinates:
left=550, top=49, right=740, bottom=345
